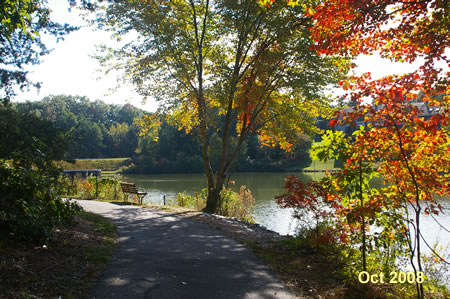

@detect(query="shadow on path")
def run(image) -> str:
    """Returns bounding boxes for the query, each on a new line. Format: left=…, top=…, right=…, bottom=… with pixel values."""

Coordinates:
left=76, top=200, right=296, bottom=299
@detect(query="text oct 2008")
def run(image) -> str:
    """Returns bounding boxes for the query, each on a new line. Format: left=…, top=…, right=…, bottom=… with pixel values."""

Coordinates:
left=358, top=271, right=425, bottom=284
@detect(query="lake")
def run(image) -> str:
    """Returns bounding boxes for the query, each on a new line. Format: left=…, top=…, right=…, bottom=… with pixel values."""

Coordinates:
left=122, top=172, right=450, bottom=255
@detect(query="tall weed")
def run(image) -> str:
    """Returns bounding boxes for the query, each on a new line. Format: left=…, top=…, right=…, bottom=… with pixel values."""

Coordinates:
left=174, top=186, right=255, bottom=223
left=176, top=191, right=206, bottom=210
left=219, top=186, right=255, bottom=223
left=65, top=176, right=124, bottom=201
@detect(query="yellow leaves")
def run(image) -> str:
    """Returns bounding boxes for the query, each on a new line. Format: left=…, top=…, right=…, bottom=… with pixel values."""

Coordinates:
left=208, top=96, right=226, bottom=115
left=167, top=99, right=200, bottom=134
left=287, top=0, right=300, bottom=8
left=134, top=115, right=161, bottom=141
left=258, top=0, right=276, bottom=8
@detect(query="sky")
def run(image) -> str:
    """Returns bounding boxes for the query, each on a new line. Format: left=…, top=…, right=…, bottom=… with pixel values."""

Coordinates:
left=13, top=0, right=442, bottom=112
left=15, top=0, right=157, bottom=112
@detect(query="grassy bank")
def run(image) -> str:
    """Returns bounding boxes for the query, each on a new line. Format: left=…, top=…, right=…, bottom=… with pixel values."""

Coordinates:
left=58, top=158, right=132, bottom=175
left=303, top=159, right=339, bottom=171
left=0, top=210, right=117, bottom=298
left=57, top=154, right=333, bottom=175
left=301, top=141, right=341, bottom=172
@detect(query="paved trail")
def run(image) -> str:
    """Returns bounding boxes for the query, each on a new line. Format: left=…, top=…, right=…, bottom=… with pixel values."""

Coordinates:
left=76, top=200, right=297, bottom=299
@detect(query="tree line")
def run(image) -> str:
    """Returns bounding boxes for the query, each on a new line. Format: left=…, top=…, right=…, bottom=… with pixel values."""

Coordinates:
left=14, top=95, right=313, bottom=173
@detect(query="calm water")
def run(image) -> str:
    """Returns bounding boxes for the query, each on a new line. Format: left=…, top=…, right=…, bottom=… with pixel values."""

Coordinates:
left=122, top=172, right=450, bottom=255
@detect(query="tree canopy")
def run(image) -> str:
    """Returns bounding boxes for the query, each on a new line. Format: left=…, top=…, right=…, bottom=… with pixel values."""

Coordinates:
left=94, top=0, right=347, bottom=212
left=268, top=1, right=448, bottom=297
left=0, top=0, right=79, bottom=105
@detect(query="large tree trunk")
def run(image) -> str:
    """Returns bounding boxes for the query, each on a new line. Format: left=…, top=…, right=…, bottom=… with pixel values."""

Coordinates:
left=204, top=27, right=247, bottom=213
left=205, top=186, right=221, bottom=213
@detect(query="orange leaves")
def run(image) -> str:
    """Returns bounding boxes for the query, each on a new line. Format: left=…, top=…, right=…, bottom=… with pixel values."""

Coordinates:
left=328, top=118, right=337, bottom=128
left=308, top=0, right=448, bottom=65
left=307, top=0, right=448, bottom=119
left=276, top=175, right=349, bottom=245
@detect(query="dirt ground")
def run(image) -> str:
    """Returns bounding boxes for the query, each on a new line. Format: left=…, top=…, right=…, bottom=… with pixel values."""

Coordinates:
left=0, top=214, right=117, bottom=298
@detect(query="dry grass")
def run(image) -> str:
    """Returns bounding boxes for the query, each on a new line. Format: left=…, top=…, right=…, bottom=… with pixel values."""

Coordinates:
left=57, top=158, right=131, bottom=172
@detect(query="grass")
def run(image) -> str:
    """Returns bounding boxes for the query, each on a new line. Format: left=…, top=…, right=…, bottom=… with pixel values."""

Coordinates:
left=303, top=159, right=339, bottom=171
left=57, top=157, right=132, bottom=173
left=248, top=239, right=348, bottom=297
left=0, top=211, right=117, bottom=298
left=77, top=210, right=116, bottom=238
left=302, top=143, right=341, bottom=171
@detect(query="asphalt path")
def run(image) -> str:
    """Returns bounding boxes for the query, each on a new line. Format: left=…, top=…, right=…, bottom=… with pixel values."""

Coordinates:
left=75, top=200, right=297, bottom=299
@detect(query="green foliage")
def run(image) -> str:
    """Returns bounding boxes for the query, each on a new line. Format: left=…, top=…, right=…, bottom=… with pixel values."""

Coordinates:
left=421, top=244, right=450, bottom=296
left=15, top=95, right=145, bottom=159
left=175, top=192, right=206, bottom=211
left=0, top=1, right=77, bottom=104
left=0, top=165, right=82, bottom=241
left=132, top=119, right=313, bottom=173
left=218, top=186, right=255, bottom=223
left=0, top=106, right=81, bottom=241
left=66, top=176, right=124, bottom=201
left=16, top=96, right=313, bottom=173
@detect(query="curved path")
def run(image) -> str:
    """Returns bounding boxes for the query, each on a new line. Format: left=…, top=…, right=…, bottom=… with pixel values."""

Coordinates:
left=76, top=200, right=297, bottom=299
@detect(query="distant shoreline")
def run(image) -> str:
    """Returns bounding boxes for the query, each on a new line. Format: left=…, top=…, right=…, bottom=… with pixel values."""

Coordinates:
left=302, top=169, right=341, bottom=173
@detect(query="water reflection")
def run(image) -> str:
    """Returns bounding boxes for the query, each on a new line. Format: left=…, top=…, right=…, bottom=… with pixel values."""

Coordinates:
left=122, top=172, right=449, bottom=256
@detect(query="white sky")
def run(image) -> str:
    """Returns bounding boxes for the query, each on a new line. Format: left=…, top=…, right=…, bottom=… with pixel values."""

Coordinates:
left=13, top=0, right=446, bottom=111
left=15, top=0, right=157, bottom=112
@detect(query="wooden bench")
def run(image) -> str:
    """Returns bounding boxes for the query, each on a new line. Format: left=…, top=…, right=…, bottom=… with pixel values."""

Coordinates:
left=120, top=182, right=147, bottom=205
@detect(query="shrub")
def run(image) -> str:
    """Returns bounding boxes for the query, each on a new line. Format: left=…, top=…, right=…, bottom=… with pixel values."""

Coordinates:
left=0, top=106, right=81, bottom=242
left=176, top=191, right=206, bottom=210
left=0, top=165, right=82, bottom=241
left=174, top=186, right=255, bottom=222
left=219, top=186, right=255, bottom=223
left=65, top=176, right=124, bottom=201
left=98, top=177, right=123, bottom=201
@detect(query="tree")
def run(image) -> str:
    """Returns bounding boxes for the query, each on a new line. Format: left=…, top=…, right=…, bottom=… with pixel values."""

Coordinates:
left=267, top=1, right=448, bottom=297
left=95, top=0, right=345, bottom=212
left=109, top=122, right=129, bottom=156
left=0, top=0, right=79, bottom=105
left=331, top=98, right=448, bottom=298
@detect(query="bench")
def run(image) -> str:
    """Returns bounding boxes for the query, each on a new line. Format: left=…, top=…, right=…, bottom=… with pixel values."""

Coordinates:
left=120, top=182, right=147, bottom=205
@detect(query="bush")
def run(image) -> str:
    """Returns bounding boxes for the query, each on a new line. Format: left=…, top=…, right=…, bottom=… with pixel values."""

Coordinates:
left=173, top=186, right=255, bottom=223
left=219, top=186, right=255, bottom=223
left=0, top=165, right=81, bottom=241
left=65, top=176, right=124, bottom=201
left=175, top=191, right=206, bottom=210
left=0, top=106, right=81, bottom=242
